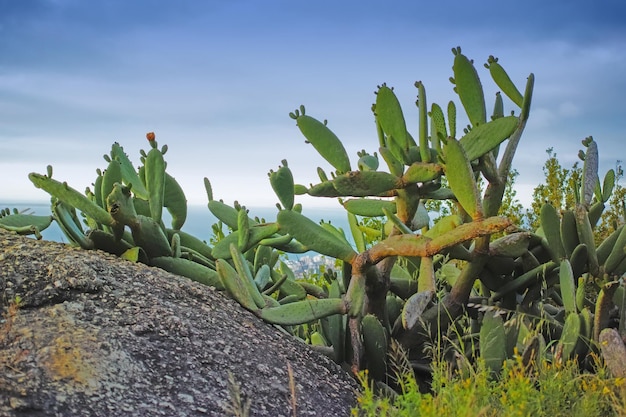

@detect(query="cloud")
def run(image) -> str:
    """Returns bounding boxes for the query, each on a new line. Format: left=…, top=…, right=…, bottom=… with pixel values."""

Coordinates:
left=1, top=0, right=625, bottom=210
left=558, top=102, right=582, bottom=118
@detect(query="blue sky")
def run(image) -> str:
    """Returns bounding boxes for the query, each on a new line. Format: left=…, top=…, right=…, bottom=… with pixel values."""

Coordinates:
left=1, top=0, right=625, bottom=209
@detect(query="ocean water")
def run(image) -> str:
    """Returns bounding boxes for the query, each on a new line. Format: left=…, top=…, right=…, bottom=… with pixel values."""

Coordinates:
left=1, top=202, right=354, bottom=257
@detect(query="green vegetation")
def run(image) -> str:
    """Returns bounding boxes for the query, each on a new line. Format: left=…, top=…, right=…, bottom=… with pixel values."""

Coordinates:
left=354, top=352, right=626, bottom=416
left=527, top=148, right=625, bottom=244
left=8, top=46, right=626, bottom=413
left=0, top=207, right=53, bottom=239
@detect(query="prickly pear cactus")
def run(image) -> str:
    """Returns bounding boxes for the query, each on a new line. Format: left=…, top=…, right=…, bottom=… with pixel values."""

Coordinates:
left=263, top=48, right=624, bottom=383
left=28, top=133, right=220, bottom=285
left=0, top=207, right=53, bottom=239
left=27, top=47, right=625, bottom=388
left=254, top=46, right=537, bottom=378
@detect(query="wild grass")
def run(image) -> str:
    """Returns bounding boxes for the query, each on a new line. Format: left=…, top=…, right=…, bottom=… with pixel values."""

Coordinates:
left=353, top=349, right=626, bottom=417
left=224, top=362, right=299, bottom=417
left=224, top=371, right=251, bottom=417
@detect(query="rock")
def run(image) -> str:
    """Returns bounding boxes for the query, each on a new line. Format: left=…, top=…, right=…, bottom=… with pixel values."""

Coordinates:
left=0, top=230, right=359, bottom=416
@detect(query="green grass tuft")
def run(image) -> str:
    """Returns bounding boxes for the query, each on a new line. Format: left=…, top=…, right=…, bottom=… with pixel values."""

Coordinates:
left=353, top=352, right=626, bottom=417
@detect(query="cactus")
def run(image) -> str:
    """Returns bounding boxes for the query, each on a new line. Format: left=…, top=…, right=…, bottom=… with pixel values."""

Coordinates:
left=269, top=160, right=295, bottom=211
left=26, top=47, right=626, bottom=388
left=255, top=47, right=535, bottom=378
left=0, top=207, right=53, bottom=239
left=451, top=46, right=486, bottom=127
left=28, top=134, right=249, bottom=304
left=289, top=106, right=351, bottom=174
left=479, top=310, right=507, bottom=374
left=268, top=49, right=623, bottom=382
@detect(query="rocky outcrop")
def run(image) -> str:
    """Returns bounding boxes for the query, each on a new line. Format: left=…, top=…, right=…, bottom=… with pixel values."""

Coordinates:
left=0, top=230, right=359, bottom=416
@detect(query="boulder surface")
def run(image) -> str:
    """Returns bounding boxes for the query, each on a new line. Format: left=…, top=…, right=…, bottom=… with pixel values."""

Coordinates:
left=0, top=230, right=359, bottom=416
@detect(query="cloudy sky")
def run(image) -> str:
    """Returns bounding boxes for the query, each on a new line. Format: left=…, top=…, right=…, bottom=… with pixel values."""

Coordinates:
left=1, top=0, right=625, bottom=210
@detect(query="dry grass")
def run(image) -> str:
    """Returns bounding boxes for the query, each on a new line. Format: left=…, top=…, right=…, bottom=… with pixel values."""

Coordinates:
left=225, top=362, right=299, bottom=417
left=224, top=371, right=251, bottom=417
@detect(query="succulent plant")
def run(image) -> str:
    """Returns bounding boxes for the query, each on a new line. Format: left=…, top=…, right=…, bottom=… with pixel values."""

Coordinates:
left=255, top=48, right=625, bottom=382
left=0, top=207, right=53, bottom=239
left=26, top=47, right=626, bottom=387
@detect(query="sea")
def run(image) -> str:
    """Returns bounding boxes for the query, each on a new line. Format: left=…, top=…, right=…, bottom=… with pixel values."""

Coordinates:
left=0, top=202, right=354, bottom=260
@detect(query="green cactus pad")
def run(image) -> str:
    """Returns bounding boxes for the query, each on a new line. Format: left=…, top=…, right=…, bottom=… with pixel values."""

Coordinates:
left=604, top=223, right=626, bottom=275
left=443, top=137, right=483, bottom=219
left=51, top=200, right=94, bottom=248
left=560, top=209, right=579, bottom=257
left=151, top=256, right=223, bottom=290
left=458, top=116, right=518, bottom=162
left=269, top=162, right=295, bottom=210
left=357, top=153, right=379, bottom=171
left=88, top=229, right=133, bottom=256
left=110, top=142, right=149, bottom=199
left=480, top=310, right=507, bottom=374
left=491, top=92, right=504, bottom=120
left=211, top=223, right=280, bottom=259
left=602, top=169, right=616, bottom=203
left=401, top=162, right=443, bottom=184
left=540, top=203, right=565, bottom=263
left=207, top=200, right=257, bottom=230
left=165, top=229, right=213, bottom=260
left=342, top=198, right=396, bottom=217
left=362, top=314, right=389, bottom=381
left=485, top=56, right=523, bottom=107
left=295, top=114, right=351, bottom=174
left=378, top=146, right=404, bottom=177
left=415, top=81, right=430, bottom=163
left=558, top=312, right=581, bottom=361
left=144, top=147, right=166, bottom=224
left=273, top=262, right=307, bottom=300
left=588, top=201, right=605, bottom=229
left=376, top=85, right=409, bottom=160
left=277, top=210, right=357, bottom=263
left=163, top=173, right=188, bottom=230
left=559, top=259, right=577, bottom=315
left=0, top=212, right=53, bottom=238
left=306, top=181, right=342, bottom=197
left=488, top=232, right=531, bottom=258
left=258, top=298, right=347, bottom=326
left=574, top=204, right=599, bottom=275
left=229, top=243, right=266, bottom=309
left=332, top=171, right=401, bottom=197
left=452, top=47, right=486, bottom=127
left=348, top=212, right=366, bottom=253
left=447, top=100, right=457, bottom=138
left=101, top=159, right=123, bottom=211
left=237, top=208, right=250, bottom=251
left=29, top=173, right=114, bottom=226
left=216, top=258, right=259, bottom=312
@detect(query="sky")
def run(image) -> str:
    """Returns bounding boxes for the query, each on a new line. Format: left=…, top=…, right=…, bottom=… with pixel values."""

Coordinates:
left=1, top=0, right=625, bottom=211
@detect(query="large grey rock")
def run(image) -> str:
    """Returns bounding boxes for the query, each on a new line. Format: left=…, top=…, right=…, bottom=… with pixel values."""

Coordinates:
left=0, top=230, right=359, bottom=416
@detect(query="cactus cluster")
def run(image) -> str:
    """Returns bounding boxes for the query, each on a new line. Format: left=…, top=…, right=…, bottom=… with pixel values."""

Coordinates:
left=269, top=47, right=625, bottom=382
left=261, top=47, right=534, bottom=380
left=29, top=135, right=274, bottom=293
left=26, top=47, right=626, bottom=388
left=0, top=207, right=53, bottom=239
